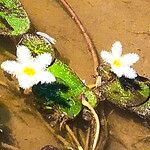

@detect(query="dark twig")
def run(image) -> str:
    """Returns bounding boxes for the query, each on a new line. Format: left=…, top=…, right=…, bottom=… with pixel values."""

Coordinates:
left=131, top=31, right=150, bottom=36
left=58, top=0, right=100, bottom=76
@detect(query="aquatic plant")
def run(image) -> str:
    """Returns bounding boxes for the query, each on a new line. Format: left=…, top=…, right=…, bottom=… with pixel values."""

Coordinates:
left=0, top=0, right=150, bottom=150
left=1, top=45, right=56, bottom=89
left=20, top=33, right=97, bottom=118
left=101, top=41, right=139, bottom=79
left=0, top=0, right=30, bottom=35
left=99, top=63, right=150, bottom=118
left=19, top=33, right=101, bottom=150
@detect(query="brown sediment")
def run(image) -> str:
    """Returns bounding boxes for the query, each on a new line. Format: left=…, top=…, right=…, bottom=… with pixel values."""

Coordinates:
left=0, top=0, right=150, bottom=150
left=58, top=0, right=100, bottom=76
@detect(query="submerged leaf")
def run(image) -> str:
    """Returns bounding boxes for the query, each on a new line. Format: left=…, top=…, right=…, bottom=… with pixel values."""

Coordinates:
left=0, top=0, right=30, bottom=35
left=132, top=98, right=150, bottom=118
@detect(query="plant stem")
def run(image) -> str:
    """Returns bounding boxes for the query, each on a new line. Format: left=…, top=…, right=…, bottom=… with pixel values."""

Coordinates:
left=95, top=104, right=109, bottom=150
left=58, top=0, right=100, bottom=75
left=66, top=124, right=84, bottom=150
left=84, top=127, right=90, bottom=150
left=82, top=99, right=100, bottom=150
left=1, top=143, right=19, bottom=150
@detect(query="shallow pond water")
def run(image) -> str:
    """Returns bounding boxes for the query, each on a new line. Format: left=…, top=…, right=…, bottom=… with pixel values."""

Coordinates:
left=0, top=0, right=150, bottom=150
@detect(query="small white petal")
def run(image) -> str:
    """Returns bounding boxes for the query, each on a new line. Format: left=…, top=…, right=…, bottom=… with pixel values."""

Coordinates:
left=17, top=75, right=36, bottom=89
left=38, top=71, right=56, bottom=84
left=121, top=53, right=139, bottom=66
left=1, top=60, right=20, bottom=76
left=34, top=53, right=53, bottom=69
left=111, top=41, right=122, bottom=57
left=122, top=67, right=137, bottom=79
left=1, top=45, right=56, bottom=89
left=111, top=67, right=124, bottom=77
left=36, top=32, right=56, bottom=44
left=100, top=51, right=113, bottom=64
left=17, top=45, right=33, bottom=63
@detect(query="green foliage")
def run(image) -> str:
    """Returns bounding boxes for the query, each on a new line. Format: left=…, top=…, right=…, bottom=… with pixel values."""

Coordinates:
left=104, top=79, right=150, bottom=107
left=32, top=79, right=82, bottom=118
left=0, top=0, right=30, bottom=36
left=101, top=64, right=150, bottom=117
left=21, top=34, right=55, bottom=55
left=21, top=34, right=97, bottom=118
left=104, top=80, right=134, bottom=106
left=132, top=98, right=150, bottom=118
left=48, top=59, right=97, bottom=107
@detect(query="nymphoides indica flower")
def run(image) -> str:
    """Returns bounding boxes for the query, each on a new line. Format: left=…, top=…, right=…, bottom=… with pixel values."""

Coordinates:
left=1, top=45, right=56, bottom=89
left=100, top=41, right=139, bottom=79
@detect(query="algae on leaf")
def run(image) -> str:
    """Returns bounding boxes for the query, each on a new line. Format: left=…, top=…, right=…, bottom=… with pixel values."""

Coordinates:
left=101, top=65, right=150, bottom=118
left=0, top=0, right=30, bottom=36
left=132, top=98, right=150, bottom=118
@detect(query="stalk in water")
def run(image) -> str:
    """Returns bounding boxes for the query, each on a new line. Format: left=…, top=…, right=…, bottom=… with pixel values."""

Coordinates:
left=66, top=125, right=84, bottom=150
left=82, top=97, right=100, bottom=150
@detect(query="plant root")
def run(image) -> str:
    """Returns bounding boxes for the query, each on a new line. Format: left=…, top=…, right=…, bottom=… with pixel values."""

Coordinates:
left=82, top=98, right=100, bottom=150
left=95, top=104, right=109, bottom=150
left=66, top=124, right=84, bottom=150
left=84, top=127, right=90, bottom=150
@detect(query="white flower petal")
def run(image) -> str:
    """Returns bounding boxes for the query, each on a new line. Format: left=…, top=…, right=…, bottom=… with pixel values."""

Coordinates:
left=17, top=75, right=38, bottom=89
left=36, top=32, right=56, bottom=44
left=38, top=71, right=56, bottom=84
left=121, top=53, right=139, bottom=66
left=111, top=41, right=122, bottom=57
left=100, top=51, right=113, bottom=64
left=17, top=45, right=33, bottom=63
left=34, top=53, right=53, bottom=69
left=1, top=44, right=56, bottom=89
left=1, top=60, right=21, bottom=76
left=122, top=67, right=137, bottom=79
left=111, top=67, right=124, bottom=77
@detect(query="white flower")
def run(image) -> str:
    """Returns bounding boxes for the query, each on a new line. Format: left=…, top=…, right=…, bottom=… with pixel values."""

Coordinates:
left=100, top=41, right=139, bottom=79
left=36, top=32, right=56, bottom=44
left=1, top=45, right=56, bottom=89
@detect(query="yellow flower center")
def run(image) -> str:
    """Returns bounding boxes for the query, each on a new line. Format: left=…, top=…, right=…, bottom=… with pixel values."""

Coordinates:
left=112, top=59, right=122, bottom=67
left=23, top=67, right=36, bottom=76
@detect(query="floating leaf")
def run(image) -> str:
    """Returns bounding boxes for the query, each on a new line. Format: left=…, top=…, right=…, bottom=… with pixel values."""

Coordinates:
left=132, top=97, right=150, bottom=118
left=21, top=34, right=97, bottom=118
left=101, top=64, right=150, bottom=118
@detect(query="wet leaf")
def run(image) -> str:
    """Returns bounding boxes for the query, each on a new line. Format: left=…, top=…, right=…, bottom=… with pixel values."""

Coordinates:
left=21, top=34, right=97, bottom=118
left=0, top=0, right=30, bottom=36
left=101, top=64, right=150, bottom=118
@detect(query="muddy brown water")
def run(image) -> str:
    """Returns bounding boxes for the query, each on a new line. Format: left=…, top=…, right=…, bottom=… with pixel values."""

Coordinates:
left=0, top=0, right=150, bottom=150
